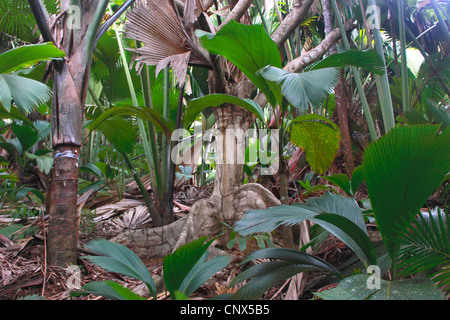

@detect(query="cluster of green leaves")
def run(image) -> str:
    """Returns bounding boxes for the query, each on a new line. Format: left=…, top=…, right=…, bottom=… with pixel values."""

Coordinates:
left=232, top=124, right=450, bottom=300
left=0, top=42, right=64, bottom=208
left=0, top=43, right=64, bottom=114
left=73, top=237, right=231, bottom=300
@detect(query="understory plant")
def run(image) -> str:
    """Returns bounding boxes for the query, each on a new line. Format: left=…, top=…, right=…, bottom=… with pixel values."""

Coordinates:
left=231, top=124, right=450, bottom=300
left=72, top=236, right=231, bottom=300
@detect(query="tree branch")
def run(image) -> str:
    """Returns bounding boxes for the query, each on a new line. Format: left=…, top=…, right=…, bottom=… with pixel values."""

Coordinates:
left=271, top=0, right=315, bottom=48
left=254, top=19, right=356, bottom=107
left=218, top=0, right=253, bottom=30
left=285, top=19, right=356, bottom=73
left=27, top=0, right=55, bottom=44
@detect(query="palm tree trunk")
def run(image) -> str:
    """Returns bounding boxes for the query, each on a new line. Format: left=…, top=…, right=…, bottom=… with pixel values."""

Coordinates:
left=31, top=0, right=110, bottom=266
left=212, top=104, right=253, bottom=224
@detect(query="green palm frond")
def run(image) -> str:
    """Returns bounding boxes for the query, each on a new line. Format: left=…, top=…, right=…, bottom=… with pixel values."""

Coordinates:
left=257, top=66, right=340, bottom=112
left=0, top=74, right=51, bottom=114
left=0, top=0, right=59, bottom=43
left=395, top=208, right=450, bottom=294
left=362, top=124, right=450, bottom=258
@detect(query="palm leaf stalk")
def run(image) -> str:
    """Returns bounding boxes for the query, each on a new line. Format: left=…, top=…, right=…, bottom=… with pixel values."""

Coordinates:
left=110, top=6, right=163, bottom=226
left=160, top=66, right=170, bottom=209
left=330, top=0, right=378, bottom=141
left=86, top=83, right=156, bottom=223
left=137, top=57, right=163, bottom=214
left=430, top=0, right=450, bottom=46
left=366, top=0, right=396, bottom=133
left=398, top=0, right=410, bottom=112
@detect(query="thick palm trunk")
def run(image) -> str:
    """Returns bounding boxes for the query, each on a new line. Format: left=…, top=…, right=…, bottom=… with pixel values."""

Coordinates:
left=34, top=0, right=110, bottom=266
left=212, top=105, right=253, bottom=224
left=47, top=60, right=88, bottom=266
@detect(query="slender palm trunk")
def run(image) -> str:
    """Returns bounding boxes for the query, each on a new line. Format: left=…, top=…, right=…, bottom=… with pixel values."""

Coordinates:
left=323, top=0, right=355, bottom=176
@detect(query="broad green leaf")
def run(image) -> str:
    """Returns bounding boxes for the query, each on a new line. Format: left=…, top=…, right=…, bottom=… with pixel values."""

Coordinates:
left=179, top=252, right=230, bottom=297
left=95, top=117, right=136, bottom=154
left=199, top=20, right=282, bottom=107
left=230, top=248, right=343, bottom=300
left=239, top=248, right=342, bottom=276
left=24, top=151, right=53, bottom=175
left=234, top=203, right=320, bottom=236
left=185, top=94, right=266, bottom=126
left=12, top=124, right=38, bottom=152
left=79, top=163, right=103, bottom=178
left=257, top=66, right=340, bottom=111
left=306, top=191, right=367, bottom=233
left=362, top=125, right=450, bottom=257
left=289, top=114, right=340, bottom=174
left=235, top=192, right=375, bottom=266
left=322, top=174, right=351, bottom=195
left=74, top=281, right=146, bottom=300
left=311, top=49, right=385, bottom=75
left=314, top=274, right=446, bottom=300
left=0, top=42, right=65, bottom=74
left=234, top=261, right=327, bottom=300
left=313, top=213, right=376, bottom=266
left=86, top=105, right=173, bottom=139
left=12, top=186, right=44, bottom=203
left=84, top=239, right=157, bottom=299
left=350, top=165, right=364, bottom=195
left=163, top=237, right=214, bottom=298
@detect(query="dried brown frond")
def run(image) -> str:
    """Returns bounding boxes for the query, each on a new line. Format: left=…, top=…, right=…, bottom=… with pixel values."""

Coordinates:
left=125, top=0, right=211, bottom=84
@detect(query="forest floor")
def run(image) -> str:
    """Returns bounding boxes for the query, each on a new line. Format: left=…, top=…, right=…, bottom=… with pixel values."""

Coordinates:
left=0, top=172, right=374, bottom=301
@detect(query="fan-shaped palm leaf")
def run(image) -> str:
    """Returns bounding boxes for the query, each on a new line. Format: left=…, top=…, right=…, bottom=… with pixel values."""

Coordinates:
left=0, top=0, right=59, bottom=43
left=0, top=74, right=51, bottom=113
left=362, top=124, right=450, bottom=258
left=395, top=209, right=450, bottom=294
left=311, top=49, right=385, bottom=75
left=257, top=66, right=340, bottom=111
left=125, top=0, right=210, bottom=84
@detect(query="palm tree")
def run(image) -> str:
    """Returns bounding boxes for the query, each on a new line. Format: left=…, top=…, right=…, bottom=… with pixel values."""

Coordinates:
left=26, top=0, right=136, bottom=267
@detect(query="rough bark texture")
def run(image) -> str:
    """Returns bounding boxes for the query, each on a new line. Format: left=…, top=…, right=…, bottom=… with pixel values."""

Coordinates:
left=334, top=71, right=356, bottom=176
left=47, top=145, right=80, bottom=266
left=322, top=0, right=355, bottom=176
left=270, top=0, right=314, bottom=48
